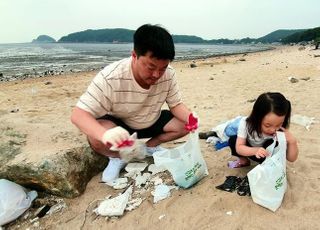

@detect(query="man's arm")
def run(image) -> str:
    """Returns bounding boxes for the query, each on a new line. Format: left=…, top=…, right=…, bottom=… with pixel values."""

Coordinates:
left=71, top=107, right=131, bottom=147
left=71, top=107, right=107, bottom=141
left=170, top=103, right=191, bottom=123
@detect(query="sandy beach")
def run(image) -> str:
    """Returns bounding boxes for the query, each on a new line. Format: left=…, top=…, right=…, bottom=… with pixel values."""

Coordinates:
left=1, top=45, right=320, bottom=230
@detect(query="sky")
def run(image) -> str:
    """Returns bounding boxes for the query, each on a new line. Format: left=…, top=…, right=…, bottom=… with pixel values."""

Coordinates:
left=0, top=0, right=319, bottom=44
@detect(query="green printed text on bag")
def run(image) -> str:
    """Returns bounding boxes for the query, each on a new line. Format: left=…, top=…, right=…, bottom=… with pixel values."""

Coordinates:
left=247, top=131, right=287, bottom=212
left=153, top=131, right=209, bottom=188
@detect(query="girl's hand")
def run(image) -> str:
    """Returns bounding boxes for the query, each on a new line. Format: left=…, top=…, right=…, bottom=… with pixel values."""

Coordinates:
left=255, top=147, right=269, bottom=158
left=279, top=127, right=297, bottom=145
left=279, top=127, right=299, bottom=162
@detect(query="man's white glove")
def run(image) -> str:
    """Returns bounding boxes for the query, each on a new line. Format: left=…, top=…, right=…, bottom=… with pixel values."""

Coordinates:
left=101, top=126, right=130, bottom=147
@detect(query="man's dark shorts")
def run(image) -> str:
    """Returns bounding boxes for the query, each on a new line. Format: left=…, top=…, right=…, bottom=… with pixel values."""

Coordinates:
left=98, top=110, right=173, bottom=138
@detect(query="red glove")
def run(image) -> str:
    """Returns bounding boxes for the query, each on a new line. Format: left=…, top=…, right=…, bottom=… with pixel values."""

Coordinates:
left=109, top=132, right=136, bottom=151
left=185, top=113, right=198, bottom=132
left=117, top=139, right=135, bottom=148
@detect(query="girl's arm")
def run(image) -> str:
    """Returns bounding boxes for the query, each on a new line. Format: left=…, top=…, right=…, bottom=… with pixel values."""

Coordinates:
left=236, top=137, right=270, bottom=158
left=280, top=127, right=299, bottom=162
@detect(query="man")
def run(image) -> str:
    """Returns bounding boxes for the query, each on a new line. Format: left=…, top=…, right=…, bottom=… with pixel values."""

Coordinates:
left=71, top=24, right=196, bottom=183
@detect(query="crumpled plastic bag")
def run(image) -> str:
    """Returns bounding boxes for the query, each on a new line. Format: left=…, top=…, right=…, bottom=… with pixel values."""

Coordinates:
left=291, top=114, right=318, bottom=130
left=0, top=179, right=38, bottom=226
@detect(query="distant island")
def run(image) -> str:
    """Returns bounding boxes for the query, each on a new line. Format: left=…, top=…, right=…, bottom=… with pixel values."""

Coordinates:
left=32, top=35, right=56, bottom=43
left=34, top=26, right=320, bottom=45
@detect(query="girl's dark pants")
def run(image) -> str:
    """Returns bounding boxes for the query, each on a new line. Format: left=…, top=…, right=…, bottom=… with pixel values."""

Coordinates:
left=228, top=136, right=275, bottom=164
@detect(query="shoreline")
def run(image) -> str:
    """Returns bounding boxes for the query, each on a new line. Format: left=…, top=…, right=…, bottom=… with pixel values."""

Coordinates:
left=0, top=44, right=275, bottom=83
left=174, top=45, right=274, bottom=61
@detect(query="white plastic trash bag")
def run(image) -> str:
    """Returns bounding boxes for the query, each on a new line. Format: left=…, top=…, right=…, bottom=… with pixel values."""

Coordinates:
left=0, top=179, right=38, bottom=226
left=247, top=131, right=287, bottom=212
left=153, top=131, right=208, bottom=188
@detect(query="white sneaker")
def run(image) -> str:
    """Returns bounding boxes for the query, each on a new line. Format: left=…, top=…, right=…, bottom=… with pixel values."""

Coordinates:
left=102, top=157, right=127, bottom=183
left=145, top=146, right=167, bottom=157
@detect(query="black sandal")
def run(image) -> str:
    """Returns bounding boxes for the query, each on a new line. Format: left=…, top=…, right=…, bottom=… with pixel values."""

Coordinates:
left=216, top=176, right=242, bottom=192
left=199, top=131, right=218, bottom=139
left=236, top=176, right=251, bottom=196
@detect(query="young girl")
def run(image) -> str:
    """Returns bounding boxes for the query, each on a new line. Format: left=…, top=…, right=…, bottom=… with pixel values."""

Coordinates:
left=228, top=92, right=299, bottom=168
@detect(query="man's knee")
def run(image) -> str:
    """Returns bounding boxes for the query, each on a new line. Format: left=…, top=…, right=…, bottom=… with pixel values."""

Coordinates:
left=178, top=126, right=189, bottom=137
left=170, top=119, right=188, bottom=137
left=87, top=119, right=117, bottom=152
left=87, top=136, right=105, bottom=153
left=87, top=134, right=121, bottom=158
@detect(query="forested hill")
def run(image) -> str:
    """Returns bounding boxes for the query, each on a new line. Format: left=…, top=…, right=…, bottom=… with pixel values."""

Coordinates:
left=32, top=35, right=56, bottom=43
left=58, top=28, right=206, bottom=43
left=56, top=27, right=319, bottom=44
left=59, top=29, right=135, bottom=43
left=256, top=29, right=306, bottom=43
left=281, top=27, right=320, bottom=43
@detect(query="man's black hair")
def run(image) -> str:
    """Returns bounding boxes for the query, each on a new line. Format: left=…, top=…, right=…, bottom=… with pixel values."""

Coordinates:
left=134, top=24, right=175, bottom=61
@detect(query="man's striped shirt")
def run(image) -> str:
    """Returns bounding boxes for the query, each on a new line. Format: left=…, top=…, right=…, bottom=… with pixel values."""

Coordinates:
left=76, top=57, right=182, bottom=129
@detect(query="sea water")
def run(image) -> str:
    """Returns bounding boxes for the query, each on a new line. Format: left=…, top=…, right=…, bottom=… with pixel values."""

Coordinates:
left=0, top=42, right=271, bottom=81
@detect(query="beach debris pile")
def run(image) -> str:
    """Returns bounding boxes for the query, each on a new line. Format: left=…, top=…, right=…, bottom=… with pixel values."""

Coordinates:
left=94, top=162, right=179, bottom=218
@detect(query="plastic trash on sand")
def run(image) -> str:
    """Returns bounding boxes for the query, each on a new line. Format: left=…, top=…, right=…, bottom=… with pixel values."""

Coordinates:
left=94, top=186, right=133, bottom=217
left=291, top=114, right=318, bottom=130
left=152, top=184, right=177, bottom=203
left=0, top=179, right=38, bottom=226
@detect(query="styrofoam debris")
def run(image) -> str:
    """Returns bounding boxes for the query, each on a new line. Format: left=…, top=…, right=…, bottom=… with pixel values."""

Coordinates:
left=94, top=186, right=133, bottom=217
left=150, top=176, right=163, bottom=185
left=118, top=139, right=148, bottom=162
left=148, top=164, right=166, bottom=175
left=30, top=217, right=39, bottom=223
left=226, top=211, right=233, bottom=215
left=124, top=170, right=140, bottom=179
left=125, top=162, right=148, bottom=173
left=159, top=214, right=166, bottom=220
left=22, top=211, right=30, bottom=220
left=135, top=173, right=151, bottom=188
left=33, top=221, right=40, bottom=227
left=47, top=199, right=67, bottom=215
left=125, top=198, right=143, bottom=211
left=93, top=161, right=180, bottom=218
left=152, top=184, right=175, bottom=203
left=105, top=177, right=128, bottom=189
